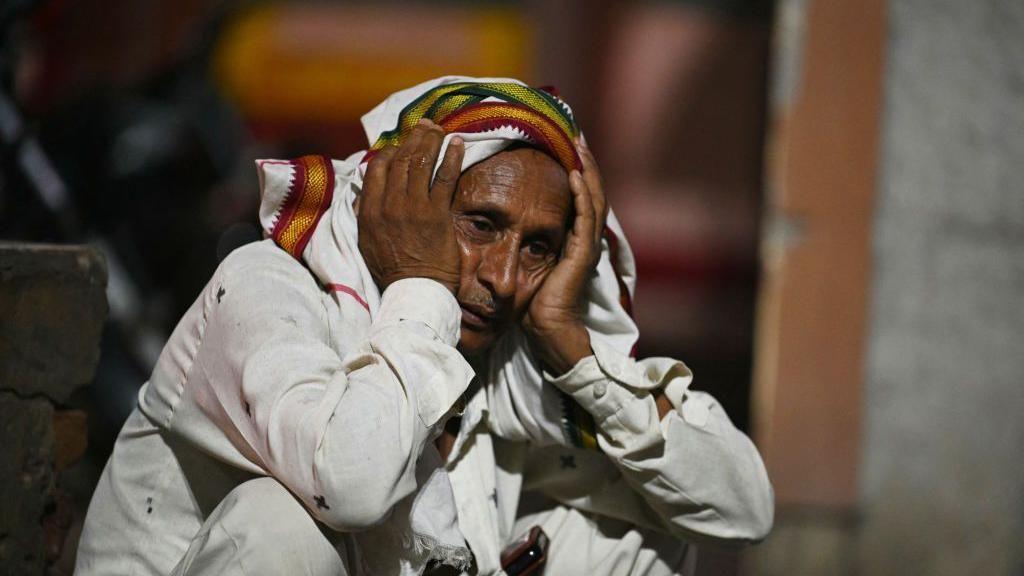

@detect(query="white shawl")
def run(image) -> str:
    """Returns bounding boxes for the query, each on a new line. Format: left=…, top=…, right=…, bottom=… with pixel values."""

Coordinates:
left=255, top=75, right=639, bottom=574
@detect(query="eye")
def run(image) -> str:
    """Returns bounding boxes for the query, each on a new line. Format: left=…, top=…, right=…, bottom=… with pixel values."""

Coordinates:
left=526, top=241, right=549, bottom=256
left=470, top=218, right=494, bottom=233
left=457, top=215, right=497, bottom=242
left=521, top=241, right=555, bottom=272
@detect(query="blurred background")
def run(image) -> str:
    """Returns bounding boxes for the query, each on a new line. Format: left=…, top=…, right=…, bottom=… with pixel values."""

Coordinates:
left=0, top=0, right=1021, bottom=574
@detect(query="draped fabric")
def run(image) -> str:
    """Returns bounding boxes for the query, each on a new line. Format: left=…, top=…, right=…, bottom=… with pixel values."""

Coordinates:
left=365, top=81, right=582, bottom=173
left=254, top=76, right=640, bottom=572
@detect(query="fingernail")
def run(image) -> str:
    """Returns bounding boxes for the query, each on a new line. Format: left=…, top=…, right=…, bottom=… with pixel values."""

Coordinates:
left=451, top=136, right=464, bottom=146
left=579, top=133, right=589, bottom=147
left=570, top=169, right=582, bottom=182
left=417, top=118, right=432, bottom=127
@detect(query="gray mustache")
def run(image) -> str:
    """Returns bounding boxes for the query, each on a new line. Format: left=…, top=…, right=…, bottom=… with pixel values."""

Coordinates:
left=462, top=293, right=497, bottom=311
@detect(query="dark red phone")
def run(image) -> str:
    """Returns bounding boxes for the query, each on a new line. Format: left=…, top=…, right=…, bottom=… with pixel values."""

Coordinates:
left=500, top=526, right=549, bottom=576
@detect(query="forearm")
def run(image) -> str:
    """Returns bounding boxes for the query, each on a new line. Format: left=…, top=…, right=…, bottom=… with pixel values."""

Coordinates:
left=301, top=358, right=431, bottom=530
left=199, top=257, right=472, bottom=531
left=289, top=279, right=473, bottom=530
left=535, top=324, right=672, bottom=419
left=547, top=340, right=774, bottom=544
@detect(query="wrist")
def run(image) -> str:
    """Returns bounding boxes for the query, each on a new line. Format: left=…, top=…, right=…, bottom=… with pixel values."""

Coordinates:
left=529, top=322, right=592, bottom=376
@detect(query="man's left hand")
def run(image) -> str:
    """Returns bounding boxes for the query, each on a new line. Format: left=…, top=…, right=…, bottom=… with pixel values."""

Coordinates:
left=523, top=136, right=608, bottom=375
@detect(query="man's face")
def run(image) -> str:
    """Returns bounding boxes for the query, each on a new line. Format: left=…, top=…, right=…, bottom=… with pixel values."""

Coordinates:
left=451, top=147, right=572, bottom=357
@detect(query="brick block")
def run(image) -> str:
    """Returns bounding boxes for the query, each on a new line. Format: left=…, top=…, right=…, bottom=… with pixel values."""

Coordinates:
left=0, top=243, right=107, bottom=402
left=0, top=392, right=55, bottom=575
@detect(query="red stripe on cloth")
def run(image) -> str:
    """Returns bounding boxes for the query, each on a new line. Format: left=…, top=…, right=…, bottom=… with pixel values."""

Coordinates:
left=438, top=102, right=581, bottom=172
left=327, top=283, right=370, bottom=312
left=269, top=156, right=335, bottom=259
left=270, top=159, right=305, bottom=246
left=292, top=157, right=335, bottom=258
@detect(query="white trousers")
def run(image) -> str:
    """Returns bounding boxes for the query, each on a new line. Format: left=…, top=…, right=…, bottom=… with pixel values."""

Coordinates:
left=171, top=477, right=350, bottom=576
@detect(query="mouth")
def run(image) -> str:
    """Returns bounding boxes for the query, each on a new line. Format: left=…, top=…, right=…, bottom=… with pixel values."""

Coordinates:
left=459, top=303, right=498, bottom=330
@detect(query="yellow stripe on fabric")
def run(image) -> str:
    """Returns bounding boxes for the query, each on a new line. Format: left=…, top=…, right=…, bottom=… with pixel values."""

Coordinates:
left=562, top=395, right=600, bottom=452
left=578, top=418, right=599, bottom=451
left=402, top=82, right=474, bottom=131
left=429, top=93, right=475, bottom=122
left=277, top=156, right=331, bottom=257
left=370, top=82, right=577, bottom=153
left=440, top=103, right=577, bottom=171
left=477, top=83, right=575, bottom=137
left=574, top=401, right=600, bottom=451
left=371, top=82, right=476, bottom=150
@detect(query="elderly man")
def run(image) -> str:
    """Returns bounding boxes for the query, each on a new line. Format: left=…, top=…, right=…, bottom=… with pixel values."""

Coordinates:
left=75, top=77, right=772, bottom=576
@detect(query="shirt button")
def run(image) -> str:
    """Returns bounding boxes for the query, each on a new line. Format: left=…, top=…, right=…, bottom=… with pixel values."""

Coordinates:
left=593, top=382, right=608, bottom=399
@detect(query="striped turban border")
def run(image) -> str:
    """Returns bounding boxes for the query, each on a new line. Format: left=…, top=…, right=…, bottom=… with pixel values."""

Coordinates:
left=364, top=82, right=582, bottom=173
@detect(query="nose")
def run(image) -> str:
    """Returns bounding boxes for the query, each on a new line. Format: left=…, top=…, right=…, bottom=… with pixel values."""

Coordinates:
left=477, top=237, right=518, bottom=301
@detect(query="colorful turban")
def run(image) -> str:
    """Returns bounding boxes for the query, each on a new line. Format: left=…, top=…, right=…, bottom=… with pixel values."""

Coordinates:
left=363, top=81, right=582, bottom=173
left=258, top=75, right=638, bottom=363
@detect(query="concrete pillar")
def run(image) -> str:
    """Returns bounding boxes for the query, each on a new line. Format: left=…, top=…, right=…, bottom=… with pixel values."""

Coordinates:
left=748, top=1, right=1024, bottom=574
left=859, top=2, right=1024, bottom=574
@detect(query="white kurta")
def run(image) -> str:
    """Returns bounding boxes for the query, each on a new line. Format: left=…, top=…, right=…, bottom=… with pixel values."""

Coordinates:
left=75, top=239, right=772, bottom=576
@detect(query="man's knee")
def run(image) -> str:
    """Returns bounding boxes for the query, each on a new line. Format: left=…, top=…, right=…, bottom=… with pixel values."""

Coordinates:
left=218, top=477, right=317, bottom=540
left=175, top=477, right=348, bottom=576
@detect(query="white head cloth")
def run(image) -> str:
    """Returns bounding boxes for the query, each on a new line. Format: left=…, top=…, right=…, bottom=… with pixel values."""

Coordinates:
left=254, top=75, right=639, bottom=573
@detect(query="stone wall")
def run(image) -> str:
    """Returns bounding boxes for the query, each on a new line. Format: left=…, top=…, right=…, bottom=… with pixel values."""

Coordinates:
left=0, top=243, right=107, bottom=576
left=746, top=1, right=1024, bottom=574
left=859, top=2, right=1024, bottom=574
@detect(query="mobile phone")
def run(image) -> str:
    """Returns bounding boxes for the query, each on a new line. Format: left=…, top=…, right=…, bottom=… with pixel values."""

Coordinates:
left=500, top=525, right=548, bottom=576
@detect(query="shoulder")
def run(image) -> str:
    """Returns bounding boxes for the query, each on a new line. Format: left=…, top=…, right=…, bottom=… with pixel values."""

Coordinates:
left=209, top=240, right=327, bottom=325
left=218, top=239, right=313, bottom=281
left=213, top=240, right=324, bottom=296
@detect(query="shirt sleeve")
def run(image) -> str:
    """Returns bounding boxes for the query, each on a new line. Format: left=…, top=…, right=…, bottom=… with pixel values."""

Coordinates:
left=189, top=248, right=474, bottom=531
left=543, top=339, right=774, bottom=545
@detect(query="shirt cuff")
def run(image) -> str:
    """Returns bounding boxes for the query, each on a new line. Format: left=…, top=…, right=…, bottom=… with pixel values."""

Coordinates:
left=375, top=278, right=461, bottom=347
left=546, top=339, right=646, bottom=424
left=547, top=339, right=702, bottom=443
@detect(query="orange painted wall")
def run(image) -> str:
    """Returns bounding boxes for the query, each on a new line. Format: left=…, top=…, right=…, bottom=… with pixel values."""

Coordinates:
left=753, top=0, right=887, bottom=508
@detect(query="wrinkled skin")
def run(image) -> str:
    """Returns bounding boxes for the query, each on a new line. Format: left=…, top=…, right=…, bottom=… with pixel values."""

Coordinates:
left=359, top=119, right=613, bottom=373
left=357, top=120, right=465, bottom=294
left=359, top=120, right=671, bottom=445
left=451, top=146, right=575, bottom=358
left=451, top=142, right=608, bottom=374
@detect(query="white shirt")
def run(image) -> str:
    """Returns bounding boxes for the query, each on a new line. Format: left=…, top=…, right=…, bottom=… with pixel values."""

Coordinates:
left=75, top=239, right=772, bottom=576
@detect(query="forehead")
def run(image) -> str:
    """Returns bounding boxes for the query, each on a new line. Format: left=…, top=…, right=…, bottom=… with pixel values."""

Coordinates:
left=454, top=147, right=572, bottom=221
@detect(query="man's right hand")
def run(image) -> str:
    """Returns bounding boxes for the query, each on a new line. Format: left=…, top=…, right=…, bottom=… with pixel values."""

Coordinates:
left=358, top=119, right=465, bottom=293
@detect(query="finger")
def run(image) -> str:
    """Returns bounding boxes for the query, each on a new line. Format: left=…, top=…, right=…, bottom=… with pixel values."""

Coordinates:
left=576, top=135, right=607, bottom=244
left=408, top=121, right=445, bottom=202
left=576, top=136, right=605, bottom=208
left=430, top=135, right=464, bottom=206
left=569, top=169, right=596, bottom=254
left=387, top=119, right=430, bottom=198
left=362, top=145, right=397, bottom=217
